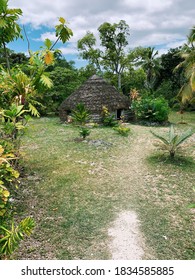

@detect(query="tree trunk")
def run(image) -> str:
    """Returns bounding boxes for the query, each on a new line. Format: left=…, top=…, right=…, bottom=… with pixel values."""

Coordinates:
left=3, top=41, right=11, bottom=74
left=170, top=150, right=175, bottom=158
left=118, top=72, right=121, bottom=90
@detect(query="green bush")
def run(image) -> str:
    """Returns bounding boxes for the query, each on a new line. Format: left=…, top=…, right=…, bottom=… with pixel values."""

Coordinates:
left=71, top=103, right=91, bottom=125
left=131, top=96, right=170, bottom=122
left=114, top=126, right=130, bottom=136
left=0, top=144, right=35, bottom=259
left=101, top=106, right=118, bottom=127
left=79, top=126, right=91, bottom=139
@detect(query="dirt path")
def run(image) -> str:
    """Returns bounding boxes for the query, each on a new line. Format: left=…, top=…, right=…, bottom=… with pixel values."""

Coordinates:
left=107, top=125, right=155, bottom=259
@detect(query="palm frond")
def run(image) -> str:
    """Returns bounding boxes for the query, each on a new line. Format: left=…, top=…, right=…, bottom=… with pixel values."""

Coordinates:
left=190, top=71, right=195, bottom=91
left=178, top=83, right=193, bottom=104
left=150, top=131, right=169, bottom=145
left=175, top=129, right=193, bottom=146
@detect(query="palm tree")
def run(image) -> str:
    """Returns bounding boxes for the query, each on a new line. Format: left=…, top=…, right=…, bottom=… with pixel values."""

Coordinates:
left=151, top=125, right=193, bottom=158
left=176, top=26, right=195, bottom=105
left=188, top=26, right=195, bottom=48
left=136, top=47, right=161, bottom=93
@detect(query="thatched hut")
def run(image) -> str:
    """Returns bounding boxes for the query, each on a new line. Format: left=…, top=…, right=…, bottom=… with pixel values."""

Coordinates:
left=59, top=75, right=130, bottom=122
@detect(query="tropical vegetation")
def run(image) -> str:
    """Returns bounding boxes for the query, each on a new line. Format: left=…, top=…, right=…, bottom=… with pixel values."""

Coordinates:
left=151, top=125, right=193, bottom=158
left=0, top=0, right=73, bottom=259
left=0, top=0, right=194, bottom=260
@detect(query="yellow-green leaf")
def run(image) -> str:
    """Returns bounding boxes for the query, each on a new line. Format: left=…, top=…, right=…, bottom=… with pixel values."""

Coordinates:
left=40, top=74, right=53, bottom=88
left=59, top=17, right=66, bottom=24
left=0, top=209, right=6, bottom=216
left=0, top=146, right=4, bottom=156
left=190, top=71, right=195, bottom=91
left=44, top=51, right=54, bottom=65
left=2, top=190, right=10, bottom=198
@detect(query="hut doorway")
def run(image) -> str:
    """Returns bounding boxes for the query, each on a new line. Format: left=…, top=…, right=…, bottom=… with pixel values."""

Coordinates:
left=116, top=109, right=122, bottom=120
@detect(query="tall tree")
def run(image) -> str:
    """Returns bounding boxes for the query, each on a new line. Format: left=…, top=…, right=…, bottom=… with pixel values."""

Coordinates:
left=0, top=0, right=22, bottom=73
left=135, top=47, right=161, bottom=93
left=78, top=20, right=130, bottom=89
left=98, top=20, right=130, bottom=89
left=77, top=32, right=102, bottom=73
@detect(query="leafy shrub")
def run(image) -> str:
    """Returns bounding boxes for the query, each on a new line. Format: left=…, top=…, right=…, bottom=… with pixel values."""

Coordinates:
left=0, top=185, right=10, bottom=218
left=0, top=103, right=31, bottom=142
left=151, top=125, right=193, bottom=158
left=79, top=126, right=91, bottom=139
left=131, top=96, right=170, bottom=122
left=114, top=126, right=130, bottom=136
left=0, top=143, right=35, bottom=259
left=71, top=103, right=91, bottom=125
left=0, top=217, right=35, bottom=258
left=101, top=106, right=118, bottom=127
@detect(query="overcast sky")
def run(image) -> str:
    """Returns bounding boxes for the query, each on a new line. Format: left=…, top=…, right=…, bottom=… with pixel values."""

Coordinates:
left=9, top=0, right=195, bottom=67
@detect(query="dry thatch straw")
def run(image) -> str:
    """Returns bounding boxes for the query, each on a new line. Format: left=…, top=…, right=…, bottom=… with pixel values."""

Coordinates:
left=59, top=75, right=130, bottom=122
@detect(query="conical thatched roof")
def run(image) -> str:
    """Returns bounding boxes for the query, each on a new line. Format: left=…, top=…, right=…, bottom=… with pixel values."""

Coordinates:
left=59, top=75, right=130, bottom=122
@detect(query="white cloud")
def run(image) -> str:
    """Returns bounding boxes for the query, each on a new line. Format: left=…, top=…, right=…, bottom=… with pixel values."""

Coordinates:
left=122, top=0, right=172, bottom=13
left=35, top=32, right=57, bottom=42
left=8, top=0, right=195, bottom=58
left=59, top=44, right=79, bottom=55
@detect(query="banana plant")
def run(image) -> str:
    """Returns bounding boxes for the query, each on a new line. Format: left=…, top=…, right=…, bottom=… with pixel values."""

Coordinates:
left=151, top=125, right=193, bottom=158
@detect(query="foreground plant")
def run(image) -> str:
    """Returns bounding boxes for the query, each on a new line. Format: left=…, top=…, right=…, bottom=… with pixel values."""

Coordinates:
left=0, top=217, right=35, bottom=259
left=113, top=126, right=130, bottom=136
left=0, top=144, right=35, bottom=260
left=101, top=106, right=118, bottom=127
left=0, top=103, right=30, bottom=141
left=151, top=125, right=193, bottom=158
left=71, top=103, right=91, bottom=125
left=79, top=126, right=91, bottom=139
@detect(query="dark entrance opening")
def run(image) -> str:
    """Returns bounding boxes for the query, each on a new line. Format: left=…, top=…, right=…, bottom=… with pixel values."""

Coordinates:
left=117, top=109, right=122, bottom=120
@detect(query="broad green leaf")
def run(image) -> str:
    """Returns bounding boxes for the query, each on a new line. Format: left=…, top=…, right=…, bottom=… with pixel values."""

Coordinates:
left=44, top=38, right=52, bottom=50
left=0, top=0, right=8, bottom=13
left=0, top=18, right=7, bottom=28
left=7, top=8, right=22, bottom=16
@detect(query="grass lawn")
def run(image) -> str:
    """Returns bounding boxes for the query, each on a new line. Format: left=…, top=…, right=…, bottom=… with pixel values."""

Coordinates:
left=14, top=111, right=195, bottom=260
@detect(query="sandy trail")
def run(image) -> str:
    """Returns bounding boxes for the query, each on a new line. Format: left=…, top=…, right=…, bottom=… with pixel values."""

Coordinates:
left=107, top=125, right=154, bottom=259
left=108, top=211, right=145, bottom=259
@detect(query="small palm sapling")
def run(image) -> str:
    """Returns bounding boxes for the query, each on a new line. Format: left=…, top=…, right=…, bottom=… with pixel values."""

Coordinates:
left=151, top=125, right=193, bottom=158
